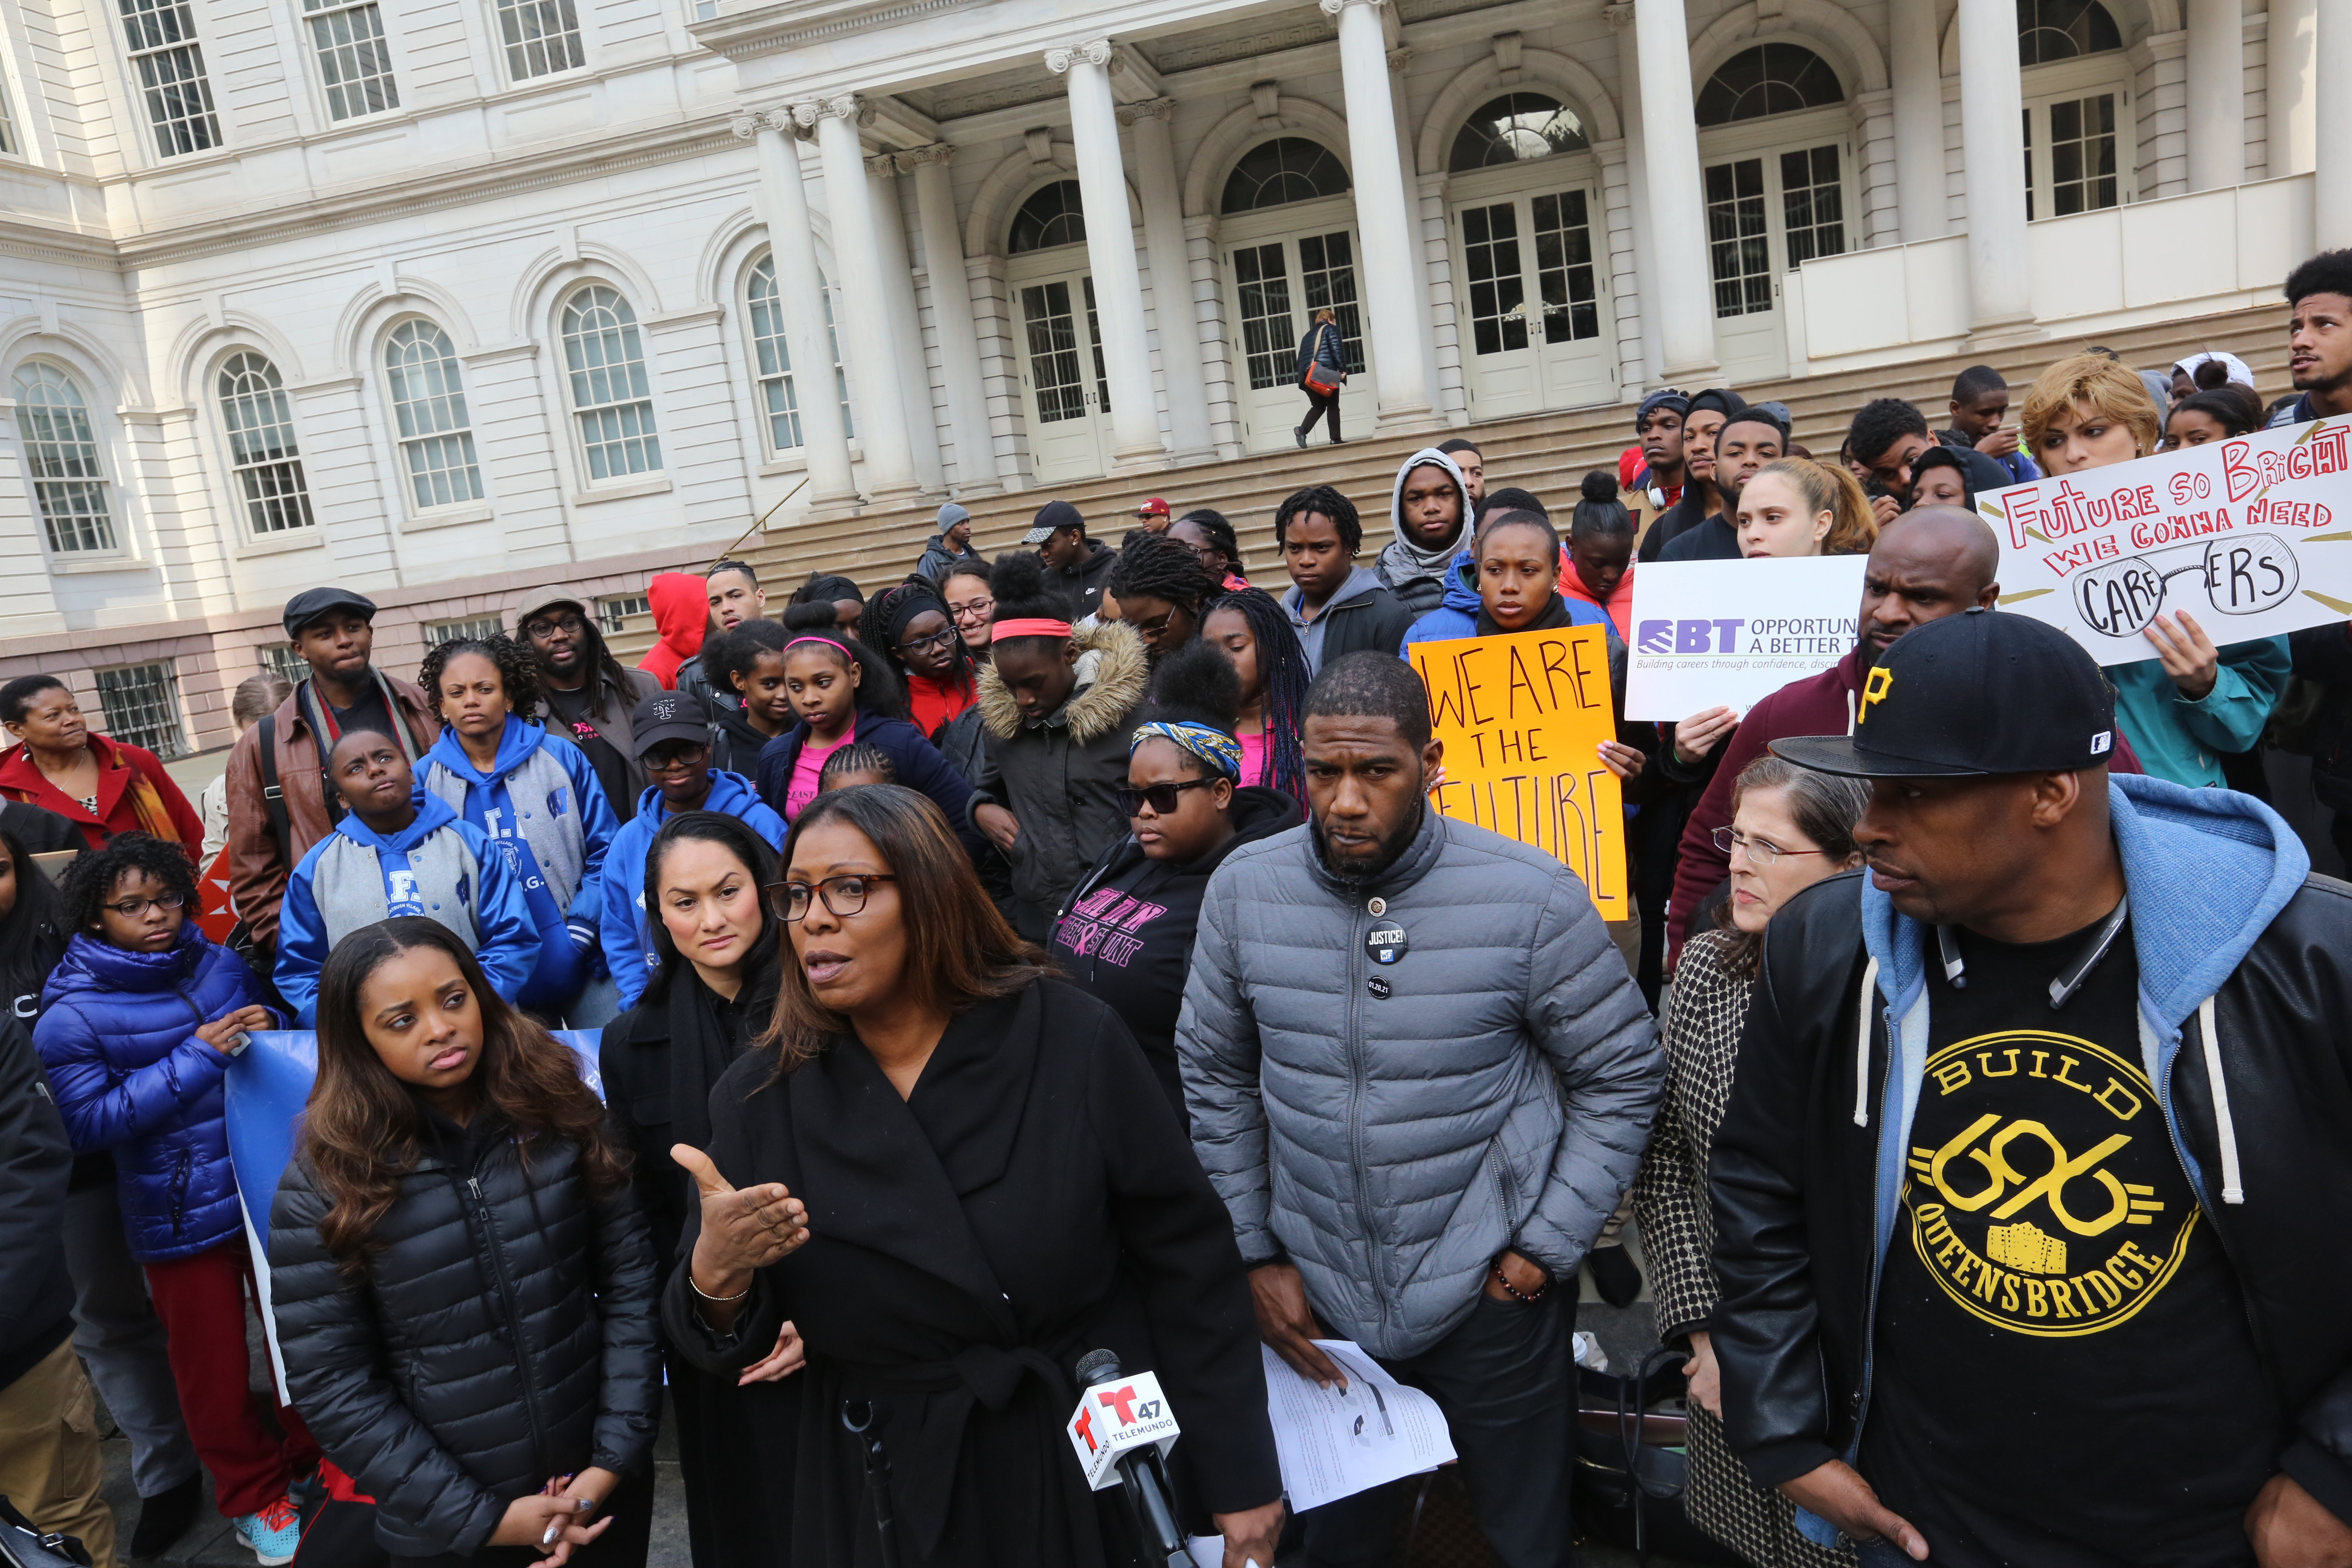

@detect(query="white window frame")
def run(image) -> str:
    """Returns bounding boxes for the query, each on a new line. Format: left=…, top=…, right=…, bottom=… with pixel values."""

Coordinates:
left=557, top=284, right=663, bottom=485
left=0, top=73, right=19, bottom=157
left=216, top=351, right=317, bottom=538
left=491, top=0, right=584, bottom=82
left=594, top=592, right=648, bottom=635
left=302, top=0, right=399, bottom=120
left=92, top=660, right=190, bottom=759
left=424, top=613, right=504, bottom=644
left=11, top=359, right=122, bottom=557
left=744, top=254, right=853, bottom=457
left=383, top=319, right=483, bottom=512
left=115, top=0, right=222, bottom=158
left=2022, top=54, right=2135, bottom=221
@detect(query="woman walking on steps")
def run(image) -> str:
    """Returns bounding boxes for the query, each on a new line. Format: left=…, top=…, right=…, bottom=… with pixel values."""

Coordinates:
left=1294, top=307, right=1346, bottom=448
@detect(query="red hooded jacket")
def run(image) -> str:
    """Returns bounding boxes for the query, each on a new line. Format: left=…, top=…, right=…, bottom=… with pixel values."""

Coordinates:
left=637, top=572, right=708, bottom=690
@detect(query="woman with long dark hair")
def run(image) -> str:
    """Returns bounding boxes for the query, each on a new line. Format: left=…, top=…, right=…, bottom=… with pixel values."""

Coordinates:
left=1633, top=755, right=1866, bottom=1568
left=858, top=580, right=980, bottom=741
left=600, top=813, right=797, bottom=1568
left=1196, top=588, right=1306, bottom=803
left=270, top=918, right=661, bottom=1566
left=661, top=785, right=1284, bottom=1567
left=1106, top=533, right=1221, bottom=666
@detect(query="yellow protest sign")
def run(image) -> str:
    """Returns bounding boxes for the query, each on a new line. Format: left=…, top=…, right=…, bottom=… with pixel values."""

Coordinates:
left=1406, top=625, right=1627, bottom=920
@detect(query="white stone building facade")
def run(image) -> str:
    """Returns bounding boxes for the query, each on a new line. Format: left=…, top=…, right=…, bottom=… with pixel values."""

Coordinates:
left=0, top=0, right=2331, bottom=753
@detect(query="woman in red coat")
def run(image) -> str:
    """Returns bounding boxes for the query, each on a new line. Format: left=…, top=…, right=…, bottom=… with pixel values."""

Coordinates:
left=0, top=676, right=202, bottom=858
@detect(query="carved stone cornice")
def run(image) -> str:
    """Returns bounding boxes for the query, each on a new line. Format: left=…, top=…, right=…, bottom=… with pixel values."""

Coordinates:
left=1114, top=96, right=1176, bottom=126
left=794, top=95, right=873, bottom=129
left=899, top=141, right=958, bottom=167
left=1602, top=1, right=1636, bottom=29
left=1316, top=0, right=1385, bottom=15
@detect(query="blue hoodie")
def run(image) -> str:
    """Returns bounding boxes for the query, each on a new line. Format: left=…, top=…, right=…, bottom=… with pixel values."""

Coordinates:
left=598, top=769, right=788, bottom=1010
left=1793, top=771, right=2307, bottom=1545
left=276, top=794, right=540, bottom=1027
left=1396, top=548, right=1613, bottom=654
left=420, top=717, right=620, bottom=1013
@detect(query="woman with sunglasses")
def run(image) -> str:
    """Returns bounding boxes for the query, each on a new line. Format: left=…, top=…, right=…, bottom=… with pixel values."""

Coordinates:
left=856, top=581, right=978, bottom=742
left=662, top=783, right=1284, bottom=1568
left=1106, top=532, right=1221, bottom=667
left=1168, top=510, right=1249, bottom=590
left=1048, top=642, right=1300, bottom=1120
left=1633, top=755, right=1866, bottom=1568
left=601, top=813, right=798, bottom=1567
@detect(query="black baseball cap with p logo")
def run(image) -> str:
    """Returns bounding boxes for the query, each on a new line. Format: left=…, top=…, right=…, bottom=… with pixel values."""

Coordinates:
left=1769, top=608, right=2118, bottom=778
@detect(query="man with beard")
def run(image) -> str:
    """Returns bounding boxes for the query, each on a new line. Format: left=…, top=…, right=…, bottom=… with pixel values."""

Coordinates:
left=515, top=586, right=664, bottom=821
left=2267, top=249, right=2352, bottom=427
left=1178, top=652, right=1660, bottom=1568
left=1659, top=408, right=1787, bottom=561
left=1374, top=448, right=1472, bottom=617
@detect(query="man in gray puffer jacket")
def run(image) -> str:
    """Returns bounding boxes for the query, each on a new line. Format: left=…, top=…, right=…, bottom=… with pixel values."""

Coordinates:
left=1178, top=651, right=1661, bottom=1567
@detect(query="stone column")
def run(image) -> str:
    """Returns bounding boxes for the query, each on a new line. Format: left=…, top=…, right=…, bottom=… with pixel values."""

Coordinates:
left=2319, top=0, right=2352, bottom=248
left=1046, top=39, right=1165, bottom=468
left=866, top=154, right=944, bottom=492
left=2187, top=0, right=2247, bottom=191
left=2273, top=0, right=2318, bottom=176
left=737, top=111, right=856, bottom=506
left=1122, top=97, right=1215, bottom=462
left=800, top=95, right=920, bottom=498
left=1607, top=2, right=1661, bottom=385
left=1957, top=0, right=2037, bottom=341
left=1318, top=0, right=1432, bottom=423
left=1626, top=0, right=1719, bottom=377
left=1888, top=0, right=1947, bottom=240
left=904, top=144, right=996, bottom=491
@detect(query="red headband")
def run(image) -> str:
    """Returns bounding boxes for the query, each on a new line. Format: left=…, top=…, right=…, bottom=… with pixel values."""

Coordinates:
left=991, top=618, right=1073, bottom=642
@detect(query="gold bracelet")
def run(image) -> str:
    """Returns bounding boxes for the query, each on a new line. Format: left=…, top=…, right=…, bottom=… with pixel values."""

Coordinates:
left=689, top=1271, right=751, bottom=1304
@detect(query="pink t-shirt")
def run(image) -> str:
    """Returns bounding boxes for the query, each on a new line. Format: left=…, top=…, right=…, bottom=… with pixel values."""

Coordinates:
left=784, top=723, right=855, bottom=821
left=1237, top=728, right=1269, bottom=789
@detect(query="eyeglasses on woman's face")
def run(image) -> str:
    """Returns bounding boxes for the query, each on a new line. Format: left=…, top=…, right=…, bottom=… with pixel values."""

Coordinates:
left=947, top=595, right=996, bottom=625
left=1711, top=825, right=1827, bottom=869
left=896, top=627, right=958, bottom=657
left=766, top=873, right=897, bottom=923
left=1116, top=778, right=1220, bottom=817
left=102, top=890, right=189, bottom=920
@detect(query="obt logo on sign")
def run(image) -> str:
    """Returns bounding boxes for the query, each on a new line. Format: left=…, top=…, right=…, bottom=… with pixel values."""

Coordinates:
left=1065, top=1369, right=1180, bottom=1491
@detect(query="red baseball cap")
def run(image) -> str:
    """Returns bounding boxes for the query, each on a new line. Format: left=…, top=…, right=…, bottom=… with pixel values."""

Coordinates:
left=1135, top=498, right=1171, bottom=519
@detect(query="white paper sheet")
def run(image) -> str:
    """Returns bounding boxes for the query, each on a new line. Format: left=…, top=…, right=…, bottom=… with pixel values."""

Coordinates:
left=1258, top=1341, right=1457, bottom=1515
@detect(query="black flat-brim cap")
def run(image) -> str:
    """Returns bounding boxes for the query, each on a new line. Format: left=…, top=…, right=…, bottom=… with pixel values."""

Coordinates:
left=282, top=587, right=379, bottom=639
left=1768, top=608, right=2118, bottom=779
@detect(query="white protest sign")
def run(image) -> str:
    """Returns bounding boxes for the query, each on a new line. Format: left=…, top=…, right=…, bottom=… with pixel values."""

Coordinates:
left=1065, top=1369, right=1180, bottom=1491
left=1623, top=556, right=1868, bottom=721
left=1980, top=416, right=2352, bottom=663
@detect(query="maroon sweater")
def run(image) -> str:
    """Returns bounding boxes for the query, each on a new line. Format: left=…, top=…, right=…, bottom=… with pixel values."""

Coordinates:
left=1664, top=646, right=2144, bottom=960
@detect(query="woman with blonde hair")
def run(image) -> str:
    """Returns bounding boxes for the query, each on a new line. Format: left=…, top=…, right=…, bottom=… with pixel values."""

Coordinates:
left=2020, top=351, right=2289, bottom=786
left=1735, top=457, right=1877, bottom=559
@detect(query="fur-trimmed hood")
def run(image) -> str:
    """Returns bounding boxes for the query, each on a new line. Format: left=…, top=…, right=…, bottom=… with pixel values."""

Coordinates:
left=976, top=618, right=1150, bottom=743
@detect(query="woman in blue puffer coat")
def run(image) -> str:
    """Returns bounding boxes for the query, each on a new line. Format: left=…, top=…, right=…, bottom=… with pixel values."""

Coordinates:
left=34, top=833, right=321, bottom=1566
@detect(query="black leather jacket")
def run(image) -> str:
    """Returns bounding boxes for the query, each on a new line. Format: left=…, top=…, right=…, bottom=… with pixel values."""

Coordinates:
left=1710, top=868, right=2352, bottom=1525
left=270, top=1128, right=662, bottom=1557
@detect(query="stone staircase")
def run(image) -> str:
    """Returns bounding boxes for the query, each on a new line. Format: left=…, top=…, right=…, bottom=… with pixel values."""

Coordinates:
left=611, top=301, right=2289, bottom=659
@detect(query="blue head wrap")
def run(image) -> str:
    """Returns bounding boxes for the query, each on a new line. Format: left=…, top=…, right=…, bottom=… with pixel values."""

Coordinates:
left=1129, top=721, right=1242, bottom=780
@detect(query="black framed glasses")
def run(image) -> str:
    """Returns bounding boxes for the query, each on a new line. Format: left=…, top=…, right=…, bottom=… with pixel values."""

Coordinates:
left=896, top=627, right=957, bottom=657
left=767, top=874, right=897, bottom=922
left=1116, top=779, right=1221, bottom=817
left=641, top=745, right=710, bottom=775
left=1711, top=825, right=1828, bottom=869
left=103, top=890, right=188, bottom=919
left=947, top=595, right=996, bottom=624
left=522, top=613, right=586, bottom=639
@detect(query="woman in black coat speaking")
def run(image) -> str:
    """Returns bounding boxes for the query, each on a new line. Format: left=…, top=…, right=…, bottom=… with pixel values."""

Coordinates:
left=661, top=784, right=1285, bottom=1568
left=270, top=918, right=661, bottom=1566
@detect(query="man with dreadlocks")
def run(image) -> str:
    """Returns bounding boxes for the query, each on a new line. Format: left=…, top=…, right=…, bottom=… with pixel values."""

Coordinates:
left=858, top=579, right=979, bottom=741
left=1108, top=532, right=1223, bottom=668
left=1200, top=587, right=1308, bottom=805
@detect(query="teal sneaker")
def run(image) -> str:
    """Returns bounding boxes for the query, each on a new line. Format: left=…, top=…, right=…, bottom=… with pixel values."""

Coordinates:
left=233, top=1496, right=301, bottom=1565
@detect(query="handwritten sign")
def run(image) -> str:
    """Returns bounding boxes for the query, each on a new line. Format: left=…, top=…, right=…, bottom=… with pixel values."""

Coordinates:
left=1621, top=556, right=1869, bottom=720
left=1406, top=625, right=1626, bottom=919
left=1981, top=416, right=2352, bottom=662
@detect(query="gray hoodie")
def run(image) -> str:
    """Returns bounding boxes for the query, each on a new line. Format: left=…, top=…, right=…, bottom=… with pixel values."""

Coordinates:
left=1375, top=448, right=1472, bottom=618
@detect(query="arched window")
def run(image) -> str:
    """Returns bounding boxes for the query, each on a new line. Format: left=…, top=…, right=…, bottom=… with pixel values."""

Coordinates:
left=2019, top=0, right=2123, bottom=64
left=1695, top=43, right=1845, bottom=127
left=1009, top=182, right=1087, bottom=254
left=1221, top=138, right=1350, bottom=214
left=746, top=255, right=853, bottom=451
left=1448, top=94, right=1590, bottom=173
left=12, top=362, right=116, bottom=553
left=559, top=285, right=661, bottom=480
left=383, top=321, right=482, bottom=510
left=217, top=352, right=314, bottom=535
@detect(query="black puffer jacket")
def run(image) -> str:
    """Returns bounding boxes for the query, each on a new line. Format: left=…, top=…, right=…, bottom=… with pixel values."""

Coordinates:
left=269, top=1123, right=662, bottom=1557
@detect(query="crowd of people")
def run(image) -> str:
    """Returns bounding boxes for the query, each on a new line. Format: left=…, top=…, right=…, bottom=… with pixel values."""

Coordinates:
left=3, top=251, right=2352, bottom=1568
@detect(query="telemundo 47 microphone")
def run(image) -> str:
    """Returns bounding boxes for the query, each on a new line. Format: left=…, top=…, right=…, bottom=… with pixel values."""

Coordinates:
left=1068, top=1348, right=1189, bottom=1567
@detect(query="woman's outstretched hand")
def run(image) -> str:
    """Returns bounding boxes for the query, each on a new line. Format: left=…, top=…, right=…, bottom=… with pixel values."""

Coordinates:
left=673, top=1144, right=809, bottom=1331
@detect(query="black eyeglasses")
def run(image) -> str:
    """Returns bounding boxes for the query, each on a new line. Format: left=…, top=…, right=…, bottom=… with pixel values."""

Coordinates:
left=896, top=627, right=957, bottom=656
left=103, top=890, right=188, bottom=919
left=767, top=874, right=897, bottom=922
left=1116, top=779, right=1221, bottom=817
left=522, top=614, right=586, bottom=639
